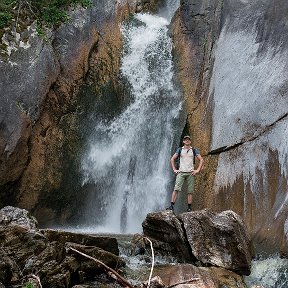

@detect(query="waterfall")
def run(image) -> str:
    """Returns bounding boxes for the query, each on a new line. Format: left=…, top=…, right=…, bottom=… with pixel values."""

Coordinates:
left=244, top=256, right=288, bottom=288
left=81, top=2, right=181, bottom=233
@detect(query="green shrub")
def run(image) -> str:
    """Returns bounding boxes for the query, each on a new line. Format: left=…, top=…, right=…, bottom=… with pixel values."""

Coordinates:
left=0, top=11, right=12, bottom=28
left=23, top=282, right=34, bottom=288
left=0, top=0, right=16, bottom=11
left=0, top=0, right=92, bottom=29
left=42, top=6, right=69, bottom=26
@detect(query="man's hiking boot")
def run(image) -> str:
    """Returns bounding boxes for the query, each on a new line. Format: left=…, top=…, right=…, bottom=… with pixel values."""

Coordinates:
left=187, top=208, right=192, bottom=212
left=166, top=205, right=174, bottom=212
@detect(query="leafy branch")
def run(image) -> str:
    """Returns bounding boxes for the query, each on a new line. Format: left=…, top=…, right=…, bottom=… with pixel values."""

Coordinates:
left=0, top=0, right=92, bottom=30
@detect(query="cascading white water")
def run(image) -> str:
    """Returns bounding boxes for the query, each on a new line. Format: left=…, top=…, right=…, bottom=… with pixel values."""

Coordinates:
left=81, top=2, right=181, bottom=233
left=244, top=255, right=288, bottom=288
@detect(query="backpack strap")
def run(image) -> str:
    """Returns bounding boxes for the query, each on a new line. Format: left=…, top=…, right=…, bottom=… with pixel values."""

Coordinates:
left=176, top=147, right=182, bottom=155
left=175, top=147, right=182, bottom=169
left=192, top=147, right=200, bottom=164
left=175, top=147, right=200, bottom=166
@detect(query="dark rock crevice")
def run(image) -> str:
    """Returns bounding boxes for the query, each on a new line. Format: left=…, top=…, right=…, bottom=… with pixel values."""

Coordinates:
left=209, top=112, right=288, bottom=155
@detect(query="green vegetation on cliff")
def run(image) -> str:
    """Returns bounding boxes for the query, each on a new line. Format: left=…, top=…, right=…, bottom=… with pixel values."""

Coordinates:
left=0, top=0, right=91, bottom=29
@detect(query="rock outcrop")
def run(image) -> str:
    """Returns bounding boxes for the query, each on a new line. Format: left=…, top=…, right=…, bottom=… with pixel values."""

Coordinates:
left=142, top=209, right=193, bottom=262
left=153, top=264, right=247, bottom=288
left=171, top=0, right=288, bottom=255
left=0, top=0, right=162, bottom=225
left=0, top=206, right=253, bottom=288
left=0, top=206, right=124, bottom=287
left=142, top=210, right=253, bottom=275
left=1, top=0, right=287, bottom=259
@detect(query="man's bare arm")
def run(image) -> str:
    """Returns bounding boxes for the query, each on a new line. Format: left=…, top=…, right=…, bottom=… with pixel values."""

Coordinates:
left=192, top=154, right=204, bottom=175
left=170, top=153, right=179, bottom=173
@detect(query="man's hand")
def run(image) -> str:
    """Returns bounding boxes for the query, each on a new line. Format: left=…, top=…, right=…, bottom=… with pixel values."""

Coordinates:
left=173, top=169, right=180, bottom=174
left=191, top=169, right=200, bottom=176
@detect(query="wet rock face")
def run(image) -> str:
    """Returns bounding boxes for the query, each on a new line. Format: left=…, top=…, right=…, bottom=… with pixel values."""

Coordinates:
left=0, top=206, right=123, bottom=287
left=172, top=0, right=288, bottom=255
left=0, top=0, right=159, bottom=224
left=142, top=210, right=253, bottom=275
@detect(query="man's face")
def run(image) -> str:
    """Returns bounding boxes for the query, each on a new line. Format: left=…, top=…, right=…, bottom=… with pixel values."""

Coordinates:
left=183, top=138, right=191, bottom=144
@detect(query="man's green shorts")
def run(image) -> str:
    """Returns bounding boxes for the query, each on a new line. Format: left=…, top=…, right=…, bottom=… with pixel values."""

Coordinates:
left=174, top=172, right=194, bottom=194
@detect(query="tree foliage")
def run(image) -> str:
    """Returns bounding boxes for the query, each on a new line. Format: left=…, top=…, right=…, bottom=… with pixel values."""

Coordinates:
left=0, top=0, right=92, bottom=29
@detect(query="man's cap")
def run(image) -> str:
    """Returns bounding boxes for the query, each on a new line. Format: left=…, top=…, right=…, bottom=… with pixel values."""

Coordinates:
left=183, top=135, right=191, bottom=140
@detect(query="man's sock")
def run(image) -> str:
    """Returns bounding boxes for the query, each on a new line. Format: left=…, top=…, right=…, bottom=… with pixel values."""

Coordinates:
left=171, top=202, right=175, bottom=206
left=188, top=204, right=192, bottom=210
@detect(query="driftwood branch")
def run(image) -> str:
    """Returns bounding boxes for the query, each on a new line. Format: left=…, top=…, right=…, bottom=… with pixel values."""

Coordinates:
left=143, top=237, right=155, bottom=288
left=29, top=274, right=42, bottom=288
left=166, top=278, right=201, bottom=288
left=68, top=246, right=133, bottom=288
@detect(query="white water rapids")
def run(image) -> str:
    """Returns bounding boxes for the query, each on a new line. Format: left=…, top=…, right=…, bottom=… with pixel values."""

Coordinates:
left=81, top=3, right=181, bottom=233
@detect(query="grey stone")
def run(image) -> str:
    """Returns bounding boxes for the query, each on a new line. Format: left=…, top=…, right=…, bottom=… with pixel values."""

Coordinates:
left=142, top=210, right=193, bottom=262
left=0, top=206, right=38, bottom=229
left=179, top=209, right=254, bottom=275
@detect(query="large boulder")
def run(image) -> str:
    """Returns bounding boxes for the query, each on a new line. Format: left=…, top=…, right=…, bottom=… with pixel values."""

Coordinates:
left=142, top=210, right=193, bottom=262
left=179, top=209, right=254, bottom=275
left=142, top=209, right=253, bottom=275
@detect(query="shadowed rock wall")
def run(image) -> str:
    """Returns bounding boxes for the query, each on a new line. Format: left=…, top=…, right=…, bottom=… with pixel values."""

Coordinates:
left=0, top=0, right=161, bottom=225
left=172, top=0, right=288, bottom=254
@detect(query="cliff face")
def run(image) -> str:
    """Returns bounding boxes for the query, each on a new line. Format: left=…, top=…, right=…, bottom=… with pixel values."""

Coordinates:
left=172, top=0, right=288, bottom=254
left=0, top=0, right=161, bottom=224
left=1, top=0, right=287, bottom=256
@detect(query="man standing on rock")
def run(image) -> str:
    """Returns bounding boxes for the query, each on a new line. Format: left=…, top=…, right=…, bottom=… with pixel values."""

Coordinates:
left=167, top=135, right=204, bottom=212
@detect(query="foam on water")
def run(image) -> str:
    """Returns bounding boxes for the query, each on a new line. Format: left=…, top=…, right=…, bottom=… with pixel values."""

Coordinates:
left=81, top=8, right=181, bottom=233
left=244, top=255, right=288, bottom=288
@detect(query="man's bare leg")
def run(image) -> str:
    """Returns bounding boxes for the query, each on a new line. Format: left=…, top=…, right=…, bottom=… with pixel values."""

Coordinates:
left=171, top=190, right=178, bottom=203
left=187, top=193, right=192, bottom=212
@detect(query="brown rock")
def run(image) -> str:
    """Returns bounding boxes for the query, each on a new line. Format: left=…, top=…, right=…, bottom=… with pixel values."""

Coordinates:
left=0, top=249, right=20, bottom=285
left=140, top=276, right=165, bottom=288
left=67, top=242, right=125, bottom=273
left=153, top=264, right=247, bottom=288
left=171, top=0, right=288, bottom=257
left=0, top=207, right=124, bottom=287
left=142, top=210, right=193, bottom=262
left=42, top=229, right=119, bottom=255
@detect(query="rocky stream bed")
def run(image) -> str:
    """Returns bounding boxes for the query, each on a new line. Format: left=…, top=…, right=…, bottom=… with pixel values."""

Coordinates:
left=0, top=206, right=257, bottom=287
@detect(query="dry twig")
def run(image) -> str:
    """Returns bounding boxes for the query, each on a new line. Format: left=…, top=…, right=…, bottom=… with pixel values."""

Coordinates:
left=68, top=246, right=133, bottom=288
left=28, top=274, right=42, bottom=288
left=143, top=237, right=155, bottom=288
left=166, top=278, right=201, bottom=288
